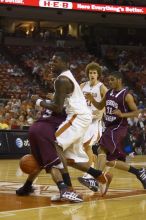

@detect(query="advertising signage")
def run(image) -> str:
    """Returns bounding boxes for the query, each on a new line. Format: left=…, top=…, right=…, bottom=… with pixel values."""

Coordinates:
left=0, top=0, right=146, bottom=15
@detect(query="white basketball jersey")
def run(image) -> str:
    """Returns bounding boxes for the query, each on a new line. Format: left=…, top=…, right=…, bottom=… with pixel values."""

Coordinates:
left=58, top=70, right=91, bottom=115
left=82, top=81, right=104, bottom=119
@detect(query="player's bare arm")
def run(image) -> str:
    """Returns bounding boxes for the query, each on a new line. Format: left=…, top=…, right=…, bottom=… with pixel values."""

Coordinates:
left=92, top=84, right=107, bottom=117
left=112, top=93, right=138, bottom=118
left=100, top=84, right=108, bottom=98
left=85, top=93, right=106, bottom=110
left=31, top=76, right=74, bottom=113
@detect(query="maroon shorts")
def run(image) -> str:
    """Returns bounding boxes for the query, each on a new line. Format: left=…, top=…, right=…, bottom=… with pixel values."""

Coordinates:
left=99, top=125, right=128, bottom=161
left=29, top=114, right=66, bottom=172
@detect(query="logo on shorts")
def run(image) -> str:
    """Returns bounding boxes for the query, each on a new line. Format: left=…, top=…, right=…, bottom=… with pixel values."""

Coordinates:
left=16, top=138, right=23, bottom=148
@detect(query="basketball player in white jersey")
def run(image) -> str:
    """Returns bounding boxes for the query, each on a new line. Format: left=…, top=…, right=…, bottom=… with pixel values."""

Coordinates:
left=80, top=62, right=107, bottom=178
left=32, top=52, right=112, bottom=197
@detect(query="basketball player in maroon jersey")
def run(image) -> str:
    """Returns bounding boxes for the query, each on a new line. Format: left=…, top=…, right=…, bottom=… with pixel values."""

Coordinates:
left=78, top=71, right=146, bottom=195
left=16, top=109, right=84, bottom=202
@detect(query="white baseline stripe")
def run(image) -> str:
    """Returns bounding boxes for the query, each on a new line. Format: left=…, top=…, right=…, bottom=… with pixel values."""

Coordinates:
left=0, top=193, right=146, bottom=215
left=0, top=213, right=15, bottom=218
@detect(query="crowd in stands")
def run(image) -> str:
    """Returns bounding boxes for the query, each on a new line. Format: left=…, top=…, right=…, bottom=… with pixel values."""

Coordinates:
left=0, top=96, right=42, bottom=130
left=0, top=44, right=145, bottom=154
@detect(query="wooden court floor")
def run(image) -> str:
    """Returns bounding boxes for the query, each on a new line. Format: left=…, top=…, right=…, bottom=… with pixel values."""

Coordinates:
left=0, top=156, right=146, bottom=220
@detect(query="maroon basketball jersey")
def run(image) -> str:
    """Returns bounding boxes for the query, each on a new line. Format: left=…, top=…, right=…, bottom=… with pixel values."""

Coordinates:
left=104, top=88, right=129, bottom=127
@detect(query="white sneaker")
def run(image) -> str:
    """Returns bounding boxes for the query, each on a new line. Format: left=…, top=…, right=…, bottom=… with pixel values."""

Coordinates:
left=137, top=168, right=146, bottom=189
left=61, top=190, right=83, bottom=203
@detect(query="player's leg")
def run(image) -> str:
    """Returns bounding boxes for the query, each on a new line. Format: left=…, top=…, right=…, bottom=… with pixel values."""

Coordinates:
left=50, top=164, right=83, bottom=202
left=55, top=114, right=90, bottom=186
left=16, top=122, right=71, bottom=198
left=82, top=120, right=101, bottom=179
left=55, top=134, right=102, bottom=193
left=107, top=160, right=146, bottom=189
left=55, top=143, right=73, bottom=188
left=55, top=114, right=112, bottom=193
left=83, top=141, right=94, bottom=167
left=65, top=141, right=112, bottom=195
left=16, top=169, right=41, bottom=196
left=16, top=124, right=42, bottom=196
left=69, top=160, right=112, bottom=194
left=82, top=142, right=95, bottom=179
left=75, top=143, right=112, bottom=195
left=33, top=125, right=81, bottom=202
left=96, top=147, right=107, bottom=171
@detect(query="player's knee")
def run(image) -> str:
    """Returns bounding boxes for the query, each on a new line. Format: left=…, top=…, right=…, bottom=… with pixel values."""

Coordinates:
left=106, top=160, right=116, bottom=167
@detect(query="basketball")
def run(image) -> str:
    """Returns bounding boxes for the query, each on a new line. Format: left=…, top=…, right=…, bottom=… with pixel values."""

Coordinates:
left=20, top=154, right=40, bottom=174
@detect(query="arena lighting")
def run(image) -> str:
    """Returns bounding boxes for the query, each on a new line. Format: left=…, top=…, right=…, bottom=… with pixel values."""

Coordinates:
left=0, top=0, right=146, bottom=15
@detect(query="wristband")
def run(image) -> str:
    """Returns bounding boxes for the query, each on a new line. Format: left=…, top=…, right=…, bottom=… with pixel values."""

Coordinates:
left=36, top=99, right=43, bottom=107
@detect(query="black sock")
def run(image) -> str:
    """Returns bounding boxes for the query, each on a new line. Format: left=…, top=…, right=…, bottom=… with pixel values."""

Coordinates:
left=128, top=166, right=139, bottom=176
left=87, top=167, right=102, bottom=178
left=23, top=180, right=33, bottom=188
left=62, top=173, right=72, bottom=187
left=56, top=181, right=68, bottom=191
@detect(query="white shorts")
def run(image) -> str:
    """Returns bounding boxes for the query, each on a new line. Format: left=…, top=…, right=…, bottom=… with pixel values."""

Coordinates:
left=55, top=114, right=92, bottom=163
left=83, top=119, right=103, bottom=146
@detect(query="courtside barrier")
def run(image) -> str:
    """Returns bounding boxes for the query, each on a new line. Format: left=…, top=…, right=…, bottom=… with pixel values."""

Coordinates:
left=0, top=130, right=30, bottom=158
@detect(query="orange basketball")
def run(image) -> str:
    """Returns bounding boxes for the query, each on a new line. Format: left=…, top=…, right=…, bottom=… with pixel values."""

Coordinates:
left=20, top=154, right=40, bottom=174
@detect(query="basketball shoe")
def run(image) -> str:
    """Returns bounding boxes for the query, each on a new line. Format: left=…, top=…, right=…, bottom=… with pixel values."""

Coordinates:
left=78, top=177, right=98, bottom=192
left=60, top=189, right=83, bottom=203
left=78, top=172, right=113, bottom=195
left=136, top=168, right=146, bottom=189
left=51, top=187, right=79, bottom=202
left=16, top=185, right=34, bottom=196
